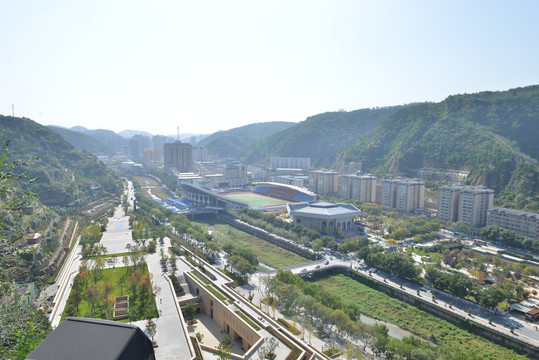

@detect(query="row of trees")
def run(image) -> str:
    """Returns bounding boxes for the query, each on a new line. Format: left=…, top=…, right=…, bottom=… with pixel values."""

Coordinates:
left=268, top=270, right=458, bottom=359
left=480, top=225, right=538, bottom=252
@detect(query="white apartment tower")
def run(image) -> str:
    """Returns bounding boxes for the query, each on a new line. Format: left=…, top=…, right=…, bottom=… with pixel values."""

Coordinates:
left=341, top=172, right=376, bottom=203
left=309, top=170, right=339, bottom=196
left=382, top=178, right=402, bottom=208
left=382, top=178, right=424, bottom=212
left=438, top=184, right=462, bottom=223
left=458, top=186, right=494, bottom=227
left=396, top=179, right=425, bottom=212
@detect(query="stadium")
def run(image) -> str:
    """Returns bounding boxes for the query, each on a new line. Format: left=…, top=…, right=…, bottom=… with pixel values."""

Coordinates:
left=180, top=182, right=316, bottom=213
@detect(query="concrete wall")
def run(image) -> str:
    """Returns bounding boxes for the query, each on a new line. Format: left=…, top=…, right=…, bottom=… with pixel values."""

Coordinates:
left=336, top=268, right=539, bottom=359
left=185, top=272, right=261, bottom=352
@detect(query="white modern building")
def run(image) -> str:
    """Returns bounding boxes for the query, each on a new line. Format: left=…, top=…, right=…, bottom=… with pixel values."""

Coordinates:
left=287, top=201, right=361, bottom=234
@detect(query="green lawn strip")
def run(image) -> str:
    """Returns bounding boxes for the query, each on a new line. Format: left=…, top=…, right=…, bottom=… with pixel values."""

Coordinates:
left=64, top=265, right=157, bottom=322
left=188, top=271, right=234, bottom=305
left=234, top=310, right=261, bottom=331
left=315, top=274, right=525, bottom=360
left=191, top=218, right=308, bottom=269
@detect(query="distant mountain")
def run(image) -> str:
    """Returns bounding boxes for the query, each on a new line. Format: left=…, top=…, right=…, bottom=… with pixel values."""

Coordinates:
left=70, top=126, right=89, bottom=132
left=68, top=127, right=124, bottom=153
left=198, top=121, right=296, bottom=159
left=340, top=85, right=539, bottom=211
left=48, top=126, right=114, bottom=155
left=240, top=107, right=406, bottom=166
left=0, top=116, right=120, bottom=206
left=118, top=130, right=153, bottom=138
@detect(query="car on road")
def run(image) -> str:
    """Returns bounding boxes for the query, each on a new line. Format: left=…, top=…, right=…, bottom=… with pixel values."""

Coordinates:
left=505, top=321, right=520, bottom=329
left=301, top=268, right=307, bottom=273
left=315, top=264, right=321, bottom=269
left=324, top=260, right=329, bottom=265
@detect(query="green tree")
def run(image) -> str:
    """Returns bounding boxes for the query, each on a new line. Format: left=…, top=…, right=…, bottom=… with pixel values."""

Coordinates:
left=0, top=140, right=50, bottom=359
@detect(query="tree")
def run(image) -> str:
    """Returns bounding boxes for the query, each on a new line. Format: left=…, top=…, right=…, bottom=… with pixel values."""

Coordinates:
left=145, top=319, right=157, bottom=342
left=0, top=141, right=52, bottom=359
left=184, top=302, right=196, bottom=319
left=312, top=238, right=323, bottom=252
left=217, top=342, right=231, bottom=360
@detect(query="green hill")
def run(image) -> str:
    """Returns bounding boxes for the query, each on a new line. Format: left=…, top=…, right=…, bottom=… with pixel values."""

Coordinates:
left=240, top=107, right=406, bottom=166
left=198, top=121, right=296, bottom=159
left=0, top=115, right=120, bottom=206
left=71, top=127, right=125, bottom=153
left=340, top=85, right=539, bottom=211
left=48, top=126, right=114, bottom=155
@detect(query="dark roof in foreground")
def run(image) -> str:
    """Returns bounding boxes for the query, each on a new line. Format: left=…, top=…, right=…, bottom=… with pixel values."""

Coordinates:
left=27, top=317, right=155, bottom=360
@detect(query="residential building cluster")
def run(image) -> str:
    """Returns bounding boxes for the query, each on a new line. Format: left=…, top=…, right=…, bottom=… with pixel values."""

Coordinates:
left=382, top=178, right=425, bottom=213
left=438, top=184, right=494, bottom=227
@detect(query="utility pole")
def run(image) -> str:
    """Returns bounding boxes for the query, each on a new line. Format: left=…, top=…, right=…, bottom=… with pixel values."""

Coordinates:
left=12, top=104, right=14, bottom=117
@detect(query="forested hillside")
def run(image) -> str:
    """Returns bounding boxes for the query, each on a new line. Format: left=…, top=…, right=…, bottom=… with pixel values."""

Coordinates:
left=0, top=116, right=120, bottom=206
left=240, top=106, right=406, bottom=166
left=340, top=85, right=539, bottom=211
left=72, top=127, right=125, bottom=153
left=198, top=121, right=295, bottom=159
left=48, top=126, right=114, bottom=155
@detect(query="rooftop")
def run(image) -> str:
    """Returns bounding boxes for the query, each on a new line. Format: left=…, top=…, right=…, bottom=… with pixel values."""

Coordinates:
left=287, top=201, right=361, bottom=220
left=27, top=317, right=154, bottom=360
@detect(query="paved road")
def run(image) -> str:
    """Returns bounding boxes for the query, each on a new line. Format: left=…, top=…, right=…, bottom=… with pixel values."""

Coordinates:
left=302, top=256, right=539, bottom=348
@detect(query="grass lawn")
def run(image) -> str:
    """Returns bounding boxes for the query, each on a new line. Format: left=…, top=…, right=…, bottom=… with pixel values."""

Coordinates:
left=135, top=176, right=169, bottom=200
left=63, top=265, right=158, bottom=323
left=222, top=193, right=287, bottom=207
left=192, top=217, right=309, bottom=269
left=314, top=274, right=525, bottom=360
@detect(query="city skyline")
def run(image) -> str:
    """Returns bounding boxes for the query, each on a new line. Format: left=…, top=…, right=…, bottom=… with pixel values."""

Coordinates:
left=1, top=1, right=538, bottom=135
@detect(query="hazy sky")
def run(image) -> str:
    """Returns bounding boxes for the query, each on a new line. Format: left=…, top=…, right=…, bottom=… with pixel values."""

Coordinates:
left=1, top=1, right=538, bottom=136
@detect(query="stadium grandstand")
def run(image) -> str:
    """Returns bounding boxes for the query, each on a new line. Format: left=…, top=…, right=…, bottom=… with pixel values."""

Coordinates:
left=252, top=182, right=315, bottom=202
left=180, top=182, right=316, bottom=214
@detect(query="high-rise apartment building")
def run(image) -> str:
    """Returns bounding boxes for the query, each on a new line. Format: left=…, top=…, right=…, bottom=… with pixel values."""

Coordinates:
left=128, top=135, right=151, bottom=160
left=224, top=163, right=248, bottom=187
left=341, top=172, right=376, bottom=203
left=487, top=208, right=538, bottom=239
left=163, top=141, right=193, bottom=174
left=438, top=184, right=494, bottom=227
left=438, top=184, right=462, bottom=223
left=382, top=178, right=424, bottom=212
left=396, top=179, right=425, bottom=212
left=151, top=135, right=169, bottom=153
left=308, top=170, right=339, bottom=196
left=457, top=185, right=494, bottom=227
left=143, top=148, right=162, bottom=168
left=193, top=146, right=209, bottom=162
left=381, top=178, right=402, bottom=208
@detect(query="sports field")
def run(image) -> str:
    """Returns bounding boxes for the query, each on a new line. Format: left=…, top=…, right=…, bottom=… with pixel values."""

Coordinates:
left=222, top=192, right=287, bottom=207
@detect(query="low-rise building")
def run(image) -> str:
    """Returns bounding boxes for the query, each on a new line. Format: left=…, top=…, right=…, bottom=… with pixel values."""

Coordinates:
left=287, top=201, right=361, bottom=234
left=487, top=207, right=538, bottom=239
